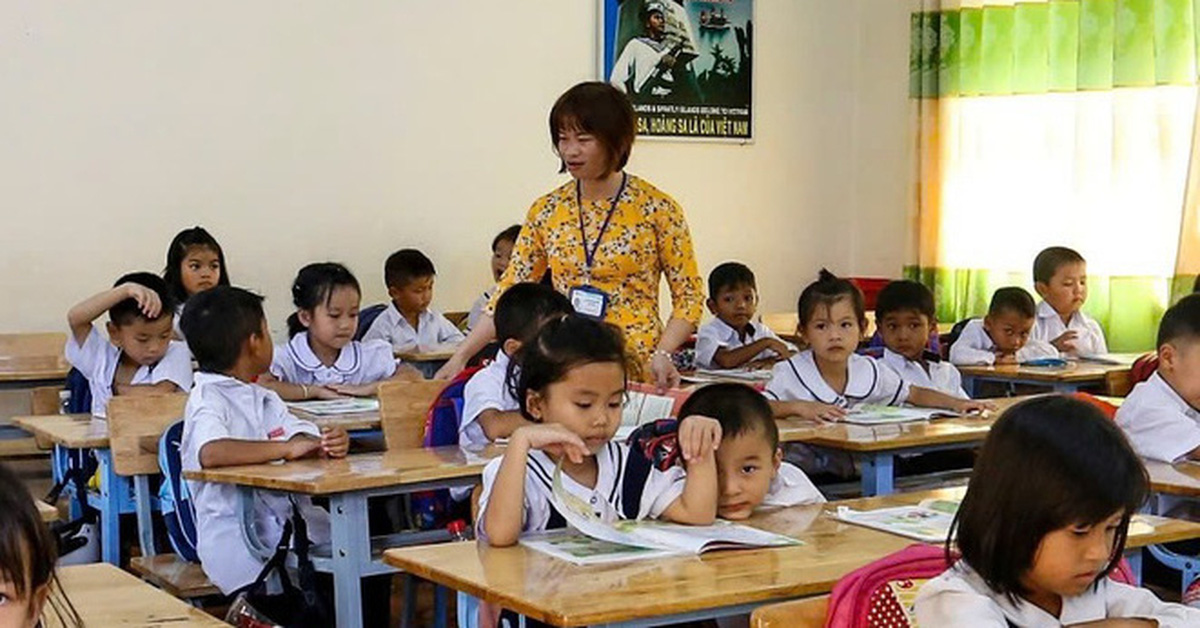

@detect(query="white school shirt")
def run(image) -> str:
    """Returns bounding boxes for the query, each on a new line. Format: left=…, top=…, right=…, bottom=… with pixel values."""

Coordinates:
left=763, top=350, right=910, bottom=408
left=915, top=563, right=1200, bottom=627
left=694, top=317, right=786, bottom=370
left=477, top=441, right=687, bottom=538
left=180, top=372, right=331, bottom=594
left=1115, top=372, right=1200, bottom=462
left=1031, top=300, right=1108, bottom=357
left=268, top=332, right=397, bottom=387
left=360, top=303, right=465, bottom=353
left=879, top=348, right=968, bottom=399
left=64, top=326, right=193, bottom=418
left=466, top=288, right=494, bottom=331
left=947, top=318, right=1059, bottom=366
left=459, top=351, right=520, bottom=449
left=761, top=462, right=825, bottom=507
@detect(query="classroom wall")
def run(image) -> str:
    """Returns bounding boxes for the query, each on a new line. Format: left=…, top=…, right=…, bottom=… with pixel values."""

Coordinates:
left=0, top=1, right=912, bottom=337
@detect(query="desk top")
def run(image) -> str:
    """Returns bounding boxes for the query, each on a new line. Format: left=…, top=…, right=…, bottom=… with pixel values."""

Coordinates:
left=958, top=359, right=1132, bottom=384
left=1145, top=459, right=1200, bottom=497
left=0, top=355, right=70, bottom=383
left=288, top=408, right=382, bottom=433
left=13, top=413, right=106, bottom=448
left=45, top=563, right=225, bottom=627
left=185, top=444, right=504, bottom=494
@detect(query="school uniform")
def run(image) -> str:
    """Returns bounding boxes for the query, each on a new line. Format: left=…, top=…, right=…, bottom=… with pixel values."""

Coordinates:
left=65, top=325, right=193, bottom=418
left=762, top=462, right=825, bottom=507
left=1031, top=300, right=1108, bottom=356
left=694, top=317, right=787, bottom=370
left=764, top=350, right=910, bottom=408
left=459, top=350, right=519, bottom=449
left=180, top=372, right=331, bottom=594
left=1116, top=372, right=1200, bottom=462
left=879, top=348, right=968, bottom=399
left=915, top=563, right=1200, bottom=627
left=947, top=319, right=1059, bottom=366
left=476, top=441, right=686, bottom=538
left=466, top=288, right=493, bottom=331
left=269, top=332, right=397, bottom=387
left=360, top=302, right=465, bottom=353
left=172, top=303, right=186, bottom=341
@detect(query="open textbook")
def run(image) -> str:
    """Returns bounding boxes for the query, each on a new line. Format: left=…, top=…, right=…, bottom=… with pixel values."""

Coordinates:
left=519, top=460, right=799, bottom=565
left=839, top=405, right=960, bottom=426
left=285, top=398, right=379, bottom=416
left=614, top=383, right=691, bottom=441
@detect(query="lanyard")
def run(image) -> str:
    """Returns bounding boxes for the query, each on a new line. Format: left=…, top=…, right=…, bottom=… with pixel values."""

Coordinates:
left=575, top=173, right=628, bottom=276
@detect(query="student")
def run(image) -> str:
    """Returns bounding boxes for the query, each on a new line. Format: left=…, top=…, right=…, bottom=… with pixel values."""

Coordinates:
left=914, top=395, right=1199, bottom=626
left=0, top=463, right=82, bottom=628
left=694, top=262, right=793, bottom=370
left=259, top=262, right=418, bottom=401
left=459, top=282, right=573, bottom=449
left=163, top=226, right=231, bottom=340
left=766, top=270, right=987, bottom=421
left=361, top=248, right=465, bottom=353
left=676, top=383, right=824, bottom=520
left=478, top=314, right=720, bottom=548
left=65, top=272, right=193, bottom=418
left=1030, top=246, right=1107, bottom=357
left=1116, top=293, right=1200, bottom=462
left=467, top=225, right=521, bottom=331
left=178, top=286, right=350, bottom=595
left=875, top=280, right=967, bottom=398
left=948, top=287, right=1059, bottom=366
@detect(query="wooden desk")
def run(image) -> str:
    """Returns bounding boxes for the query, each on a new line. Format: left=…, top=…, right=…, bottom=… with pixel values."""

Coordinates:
left=186, top=445, right=503, bottom=628
left=1145, top=460, right=1200, bottom=498
left=46, top=563, right=224, bottom=627
left=383, top=487, right=1200, bottom=627
left=958, top=357, right=1136, bottom=396
left=0, top=355, right=70, bottom=388
left=287, top=408, right=382, bottom=433
left=396, top=348, right=455, bottom=378
left=13, top=413, right=107, bottom=449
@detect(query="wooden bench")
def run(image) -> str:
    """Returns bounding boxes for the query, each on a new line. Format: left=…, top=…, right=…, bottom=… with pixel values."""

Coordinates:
left=751, top=596, right=829, bottom=628
left=108, top=394, right=221, bottom=600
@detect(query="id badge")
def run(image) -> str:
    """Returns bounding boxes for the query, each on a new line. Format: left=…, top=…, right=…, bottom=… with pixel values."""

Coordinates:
left=568, top=285, right=609, bottom=320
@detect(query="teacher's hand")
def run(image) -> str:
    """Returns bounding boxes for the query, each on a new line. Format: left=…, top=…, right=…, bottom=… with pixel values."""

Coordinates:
left=649, top=351, right=681, bottom=393
left=433, top=354, right=468, bottom=380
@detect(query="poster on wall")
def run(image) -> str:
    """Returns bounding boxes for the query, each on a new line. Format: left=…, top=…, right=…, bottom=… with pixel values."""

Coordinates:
left=600, top=0, right=753, bottom=141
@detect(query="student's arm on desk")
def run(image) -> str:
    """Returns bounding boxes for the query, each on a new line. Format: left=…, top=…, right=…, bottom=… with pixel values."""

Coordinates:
left=112, top=381, right=180, bottom=396
left=769, top=400, right=846, bottom=421
left=331, top=368, right=423, bottom=397
left=477, top=409, right=534, bottom=441
left=712, top=338, right=793, bottom=369
left=199, top=436, right=319, bottom=468
left=435, top=316, right=496, bottom=380
left=660, top=416, right=720, bottom=525
left=483, top=424, right=589, bottom=547
left=257, top=373, right=343, bottom=401
left=908, top=387, right=995, bottom=414
left=67, top=283, right=163, bottom=344
left=948, top=342, right=997, bottom=366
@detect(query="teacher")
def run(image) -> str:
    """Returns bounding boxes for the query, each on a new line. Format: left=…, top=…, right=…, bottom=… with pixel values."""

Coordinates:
left=435, top=81, right=704, bottom=387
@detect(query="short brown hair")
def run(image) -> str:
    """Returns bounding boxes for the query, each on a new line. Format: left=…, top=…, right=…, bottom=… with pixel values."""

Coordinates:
left=549, top=82, right=636, bottom=174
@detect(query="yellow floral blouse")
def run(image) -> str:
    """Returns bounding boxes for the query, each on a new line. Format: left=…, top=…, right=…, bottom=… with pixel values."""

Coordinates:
left=489, top=174, right=705, bottom=376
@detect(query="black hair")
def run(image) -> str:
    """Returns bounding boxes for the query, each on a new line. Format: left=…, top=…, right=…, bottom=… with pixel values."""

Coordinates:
left=549, top=82, right=636, bottom=174
left=1158, top=293, right=1200, bottom=348
left=707, top=262, right=757, bottom=300
left=0, top=463, right=81, bottom=627
left=181, top=286, right=268, bottom=373
left=508, top=314, right=627, bottom=421
left=987, top=286, right=1036, bottom=319
left=796, top=269, right=866, bottom=329
left=109, top=272, right=176, bottom=327
left=1193, top=274, right=1200, bottom=294
left=163, top=226, right=231, bottom=303
left=492, top=225, right=522, bottom=252
left=384, top=249, right=436, bottom=289
left=677, top=383, right=777, bottom=449
left=875, top=280, right=936, bottom=321
left=494, top=283, right=574, bottom=344
left=285, top=262, right=361, bottom=338
left=1033, top=246, right=1086, bottom=285
left=951, top=395, right=1148, bottom=602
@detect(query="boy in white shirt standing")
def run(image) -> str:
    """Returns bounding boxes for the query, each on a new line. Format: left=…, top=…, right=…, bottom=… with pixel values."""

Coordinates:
left=65, top=272, right=193, bottom=418
left=694, top=262, right=792, bottom=370
left=1031, top=246, right=1108, bottom=356
left=361, top=248, right=465, bottom=353
left=949, top=287, right=1059, bottom=366
left=874, top=280, right=967, bottom=398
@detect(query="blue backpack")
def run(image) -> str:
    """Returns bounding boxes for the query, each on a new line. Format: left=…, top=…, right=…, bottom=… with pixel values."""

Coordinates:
left=157, top=421, right=199, bottom=562
left=354, top=304, right=388, bottom=341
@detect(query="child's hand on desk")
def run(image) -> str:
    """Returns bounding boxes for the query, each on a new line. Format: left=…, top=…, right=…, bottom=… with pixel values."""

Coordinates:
left=677, top=415, right=722, bottom=463
left=120, top=282, right=163, bottom=319
left=310, top=385, right=347, bottom=400
left=792, top=401, right=846, bottom=422
left=320, top=426, right=349, bottom=458
left=285, top=436, right=322, bottom=460
left=511, top=424, right=590, bottom=464
left=952, top=399, right=996, bottom=415
left=765, top=338, right=794, bottom=359
left=993, top=352, right=1018, bottom=365
left=1051, top=330, right=1079, bottom=353
left=330, top=383, right=376, bottom=398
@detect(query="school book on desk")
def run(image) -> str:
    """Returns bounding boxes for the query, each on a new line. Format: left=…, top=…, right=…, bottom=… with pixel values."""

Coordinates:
left=839, top=404, right=960, bottom=426
left=613, top=383, right=692, bottom=441
left=518, top=460, right=799, bottom=565
left=285, top=398, right=379, bottom=416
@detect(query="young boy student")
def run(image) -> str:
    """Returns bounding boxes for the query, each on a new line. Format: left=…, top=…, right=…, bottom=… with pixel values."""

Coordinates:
left=948, top=287, right=1059, bottom=366
left=459, top=282, right=573, bottom=449
left=1116, top=294, right=1200, bottom=463
left=178, top=286, right=350, bottom=595
left=875, top=280, right=967, bottom=398
left=362, top=248, right=465, bottom=353
left=694, top=262, right=793, bottom=370
left=1030, top=246, right=1107, bottom=356
left=467, top=225, right=521, bottom=331
left=66, top=272, right=193, bottom=418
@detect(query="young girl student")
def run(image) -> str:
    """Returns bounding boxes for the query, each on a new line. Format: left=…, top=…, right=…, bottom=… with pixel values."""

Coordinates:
left=478, top=314, right=721, bottom=548
left=163, top=226, right=231, bottom=340
left=259, top=262, right=419, bottom=401
left=0, top=463, right=82, bottom=628
left=915, top=395, right=1200, bottom=626
left=765, top=270, right=990, bottom=421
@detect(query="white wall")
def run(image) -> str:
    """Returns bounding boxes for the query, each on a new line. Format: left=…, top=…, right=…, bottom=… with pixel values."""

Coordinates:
left=0, top=0, right=912, bottom=337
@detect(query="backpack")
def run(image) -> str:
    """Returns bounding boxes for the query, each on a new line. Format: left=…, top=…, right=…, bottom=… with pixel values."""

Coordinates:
left=157, top=420, right=199, bottom=562
left=354, top=303, right=388, bottom=341
left=409, top=365, right=484, bottom=529
left=44, top=368, right=99, bottom=558
left=1130, top=352, right=1159, bottom=387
